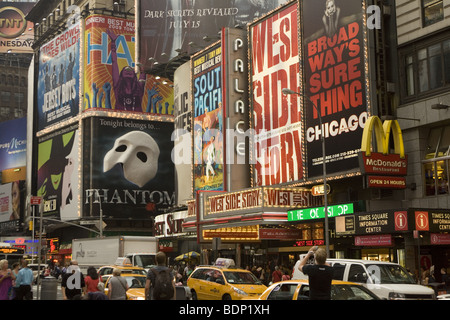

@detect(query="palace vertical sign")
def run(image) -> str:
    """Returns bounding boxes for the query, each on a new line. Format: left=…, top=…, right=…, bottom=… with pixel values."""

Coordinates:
left=249, top=2, right=302, bottom=186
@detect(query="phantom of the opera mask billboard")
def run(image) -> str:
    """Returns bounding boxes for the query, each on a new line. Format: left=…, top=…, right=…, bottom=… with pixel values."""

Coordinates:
left=37, top=124, right=80, bottom=221
left=83, top=117, right=175, bottom=219
left=84, top=15, right=173, bottom=115
left=37, top=22, right=81, bottom=131
left=249, top=1, right=303, bottom=187
left=302, top=0, right=368, bottom=177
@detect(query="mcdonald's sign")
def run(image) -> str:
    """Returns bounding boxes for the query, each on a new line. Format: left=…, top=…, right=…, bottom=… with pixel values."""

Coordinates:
left=359, top=116, right=407, bottom=188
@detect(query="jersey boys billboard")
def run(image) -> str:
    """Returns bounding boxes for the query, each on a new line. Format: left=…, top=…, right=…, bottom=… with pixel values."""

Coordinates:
left=249, top=2, right=302, bottom=186
left=84, top=15, right=173, bottom=115
left=302, top=0, right=368, bottom=177
left=37, top=23, right=81, bottom=131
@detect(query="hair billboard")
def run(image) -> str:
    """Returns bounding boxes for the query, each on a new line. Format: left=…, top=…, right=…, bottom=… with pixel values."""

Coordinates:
left=37, top=23, right=81, bottom=131
left=84, top=15, right=173, bottom=115
left=249, top=1, right=303, bottom=187
left=302, top=0, right=368, bottom=177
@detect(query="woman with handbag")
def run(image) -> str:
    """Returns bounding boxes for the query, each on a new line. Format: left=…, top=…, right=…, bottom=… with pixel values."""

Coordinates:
left=108, top=268, right=128, bottom=300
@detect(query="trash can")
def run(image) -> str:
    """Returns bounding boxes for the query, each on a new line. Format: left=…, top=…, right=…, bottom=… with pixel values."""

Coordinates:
left=40, top=276, right=58, bottom=300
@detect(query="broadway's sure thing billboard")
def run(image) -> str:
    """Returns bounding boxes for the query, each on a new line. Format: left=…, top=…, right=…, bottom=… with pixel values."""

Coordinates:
left=83, top=117, right=175, bottom=219
left=249, top=1, right=302, bottom=186
left=192, top=42, right=224, bottom=192
left=139, top=0, right=288, bottom=71
left=302, top=0, right=368, bottom=177
left=37, top=124, right=80, bottom=221
left=84, top=15, right=173, bottom=115
left=37, top=22, right=80, bottom=131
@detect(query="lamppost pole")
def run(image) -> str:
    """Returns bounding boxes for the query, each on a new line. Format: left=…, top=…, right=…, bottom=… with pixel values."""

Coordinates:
left=282, top=88, right=330, bottom=257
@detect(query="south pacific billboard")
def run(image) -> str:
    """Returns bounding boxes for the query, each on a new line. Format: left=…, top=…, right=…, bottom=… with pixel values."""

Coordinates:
left=192, top=42, right=224, bottom=192
left=37, top=124, right=80, bottom=221
left=84, top=15, right=173, bottom=115
left=0, top=3, right=34, bottom=53
left=138, top=0, right=289, bottom=72
left=37, top=22, right=81, bottom=131
left=249, top=1, right=303, bottom=187
left=82, top=117, right=175, bottom=219
left=302, top=0, right=368, bottom=177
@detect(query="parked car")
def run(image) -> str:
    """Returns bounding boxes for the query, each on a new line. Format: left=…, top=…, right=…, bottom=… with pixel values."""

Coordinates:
left=255, top=279, right=380, bottom=300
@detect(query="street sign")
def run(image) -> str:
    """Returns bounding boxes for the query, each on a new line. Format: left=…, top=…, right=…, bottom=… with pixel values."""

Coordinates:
left=30, top=196, right=42, bottom=205
left=288, top=203, right=354, bottom=221
left=311, top=184, right=331, bottom=196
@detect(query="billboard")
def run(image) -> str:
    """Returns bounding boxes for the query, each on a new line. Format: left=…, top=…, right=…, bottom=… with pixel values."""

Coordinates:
left=192, top=42, right=224, bottom=192
left=37, top=22, right=81, bottom=131
left=0, top=181, right=24, bottom=233
left=0, top=3, right=34, bottom=53
left=84, top=15, right=173, bottom=115
left=83, top=117, right=175, bottom=219
left=249, top=1, right=302, bottom=186
left=302, top=0, right=368, bottom=177
left=173, top=61, right=193, bottom=204
left=37, top=124, right=80, bottom=221
left=138, top=0, right=289, bottom=72
left=0, top=117, right=26, bottom=172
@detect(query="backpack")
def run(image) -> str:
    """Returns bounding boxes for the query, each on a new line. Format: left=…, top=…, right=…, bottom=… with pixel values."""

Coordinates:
left=151, top=268, right=174, bottom=300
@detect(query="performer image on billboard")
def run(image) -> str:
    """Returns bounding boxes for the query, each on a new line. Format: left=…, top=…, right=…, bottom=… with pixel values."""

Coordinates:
left=323, top=0, right=340, bottom=38
left=205, top=136, right=216, bottom=182
left=106, top=29, right=147, bottom=111
left=9, top=181, right=20, bottom=221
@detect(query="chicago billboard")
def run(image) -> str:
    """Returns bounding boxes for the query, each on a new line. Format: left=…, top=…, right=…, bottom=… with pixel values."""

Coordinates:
left=302, top=0, right=368, bottom=177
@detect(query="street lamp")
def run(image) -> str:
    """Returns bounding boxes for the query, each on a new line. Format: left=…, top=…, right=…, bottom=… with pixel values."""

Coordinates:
left=281, top=88, right=330, bottom=257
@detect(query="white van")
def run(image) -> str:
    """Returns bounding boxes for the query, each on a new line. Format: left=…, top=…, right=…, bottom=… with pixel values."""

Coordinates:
left=292, top=257, right=435, bottom=300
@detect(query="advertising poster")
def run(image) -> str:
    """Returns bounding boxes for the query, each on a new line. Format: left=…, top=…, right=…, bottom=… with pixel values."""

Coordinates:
left=83, top=117, right=175, bottom=219
left=84, top=15, right=173, bottom=115
left=37, top=22, right=81, bottom=131
left=173, top=61, right=193, bottom=204
left=37, top=124, right=80, bottom=221
left=302, top=0, right=368, bottom=177
left=0, top=117, right=26, bottom=172
left=249, top=2, right=302, bottom=187
left=0, top=181, right=24, bottom=233
left=192, top=43, right=224, bottom=192
left=139, top=0, right=288, bottom=71
left=0, top=3, right=34, bottom=53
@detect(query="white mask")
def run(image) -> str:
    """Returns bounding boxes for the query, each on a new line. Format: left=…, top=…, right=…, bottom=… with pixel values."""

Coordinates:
left=103, top=131, right=160, bottom=187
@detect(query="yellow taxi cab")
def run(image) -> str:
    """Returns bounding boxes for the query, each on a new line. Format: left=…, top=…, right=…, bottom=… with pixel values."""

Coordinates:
left=98, top=257, right=147, bottom=279
left=187, top=258, right=267, bottom=300
left=103, top=273, right=147, bottom=300
left=255, top=279, right=380, bottom=300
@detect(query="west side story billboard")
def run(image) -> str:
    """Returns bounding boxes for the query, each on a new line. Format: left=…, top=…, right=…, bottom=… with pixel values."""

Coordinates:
left=37, top=22, right=81, bottom=131
left=249, top=1, right=302, bottom=187
left=302, top=0, right=368, bottom=177
left=83, top=117, right=175, bottom=219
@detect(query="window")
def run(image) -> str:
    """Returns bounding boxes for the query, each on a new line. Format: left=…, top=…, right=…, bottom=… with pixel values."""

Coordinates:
left=0, top=107, right=10, bottom=117
left=1, top=91, right=11, bottom=102
left=422, top=0, right=444, bottom=27
left=423, top=125, right=450, bottom=196
left=14, top=108, right=23, bottom=118
left=401, top=38, right=450, bottom=100
left=348, top=264, right=367, bottom=283
left=267, top=283, right=298, bottom=300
